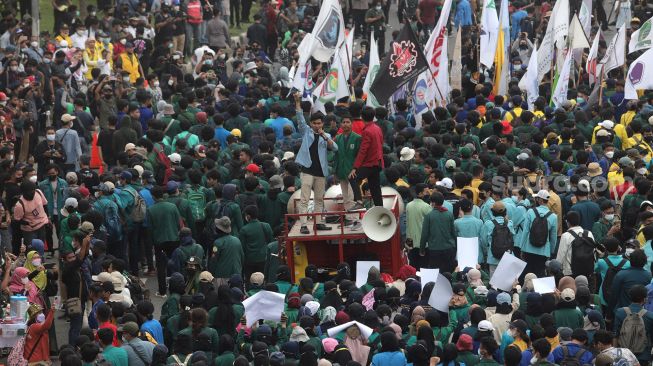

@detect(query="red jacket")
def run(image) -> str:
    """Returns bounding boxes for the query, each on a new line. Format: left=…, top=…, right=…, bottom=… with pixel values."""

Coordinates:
left=24, top=309, right=54, bottom=363
left=337, top=119, right=365, bottom=135
left=354, top=122, right=384, bottom=168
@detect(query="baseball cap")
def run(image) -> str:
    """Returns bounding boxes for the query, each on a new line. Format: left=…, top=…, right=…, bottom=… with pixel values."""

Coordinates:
left=436, top=177, right=453, bottom=189
left=124, top=143, right=136, bottom=152
left=536, top=190, right=550, bottom=200
left=168, top=153, right=181, bottom=164
left=199, top=271, right=214, bottom=283
left=478, top=320, right=495, bottom=331
left=92, top=272, right=113, bottom=282
left=246, top=163, right=260, bottom=174
left=496, top=292, right=511, bottom=305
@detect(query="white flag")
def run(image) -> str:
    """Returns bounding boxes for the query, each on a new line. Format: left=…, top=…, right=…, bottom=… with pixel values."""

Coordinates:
left=479, top=0, right=499, bottom=69
left=424, top=0, right=452, bottom=103
left=519, top=44, right=539, bottom=110
left=629, top=18, right=653, bottom=54
left=451, top=26, right=463, bottom=91
left=580, top=0, right=592, bottom=36
left=291, top=34, right=317, bottom=100
left=586, top=29, right=602, bottom=86
left=600, top=24, right=626, bottom=76
left=625, top=48, right=653, bottom=100
left=309, top=0, right=346, bottom=62
left=568, top=13, right=589, bottom=50
left=412, top=71, right=437, bottom=127
left=312, top=42, right=350, bottom=112
left=551, top=50, right=573, bottom=108
left=492, top=0, right=510, bottom=96
left=537, top=0, right=570, bottom=81
left=363, top=31, right=381, bottom=107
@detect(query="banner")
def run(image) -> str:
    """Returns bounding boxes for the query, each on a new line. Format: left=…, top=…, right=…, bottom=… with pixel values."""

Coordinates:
left=587, top=29, right=602, bottom=86
left=568, top=13, right=589, bottom=50
left=479, top=0, right=499, bottom=69
left=370, top=24, right=429, bottom=105
left=363, top=31, right=381, bottom=107
left=519, top=44, right=539, bottom=110
left=537, top=0, right=570, bottom=81
left=423, top=0, right=453, bottom=103
left=600, top=24, right=626, bottom=76
left=451, top=26, right=463, bottom=91
left=625, top=48, right=653, bottom=100
left=629, top=18, right=653, bottom=54
left=551, top=50, right=573, bottom=108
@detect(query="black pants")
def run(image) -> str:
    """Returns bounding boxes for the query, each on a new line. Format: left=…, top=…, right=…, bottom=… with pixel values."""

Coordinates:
left=352, top=9, right=367, bottom=36
left=230, top=0, right=241, bottom=26
left=353, top=166, right=383, bottom=206
left=127, top=225, right=142, bottom=275
left=521, top=252, right=548, bottom=281
left=241, top=0, right=252, bottom=22
left=155, top=240, right=179, bottom=295
left=45, top=215, right=60, bottom=253
left=594, top=0, right=608, bottom=28
left=427, top=248, right=456, bottom=273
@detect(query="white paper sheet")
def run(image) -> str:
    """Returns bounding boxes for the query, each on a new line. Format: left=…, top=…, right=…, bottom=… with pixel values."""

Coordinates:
left=355, top=261, right=380, bottom=288
left=489, top=252, right=527, bottom=292
left=457, top=237, right=479, bottom=269
left=428, top=274, right=453, bottom=312
left=242, top=290, right=286, bottom=326
left=417, top=268, right=440, bottom=285
left=532, top=276, right=556, bottom=294
left=327, top=320, right=374, bottom=339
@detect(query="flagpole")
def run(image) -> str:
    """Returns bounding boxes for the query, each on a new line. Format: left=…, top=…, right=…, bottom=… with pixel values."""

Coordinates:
left=345, top=29, right=355, bottom=101
left=598, top=70, right=605, bottom=107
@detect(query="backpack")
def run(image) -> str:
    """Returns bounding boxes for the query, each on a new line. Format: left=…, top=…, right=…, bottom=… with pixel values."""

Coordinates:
left=612, top=349, right=634, bottom=366
left=529, top=208, right=553, bottom=247
left=602, top=258, right=627, bottom=301
left=569, top=230, right=596, bottom=277
left=170, top=354, right=192, bottom=366
left=622, top=195, right=644, bottom=230
left=201, top=201, right=230, bottom=246
left=560, top=346, right=588, bottom=366
left=490, top=219, right=514, bottom=259
left=124, top=187, right=147, bottom=223
left=124, top=271, right=148, bottom=302
left=185, top=185, right=207, bottom=222
left=153, top=143, right=173, bottom=185
left=617, top=307, right=648, bottom=354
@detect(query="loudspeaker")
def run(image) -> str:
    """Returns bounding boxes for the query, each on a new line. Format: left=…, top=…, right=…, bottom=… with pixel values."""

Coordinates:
left=381, top=186, right=405, bottom=214
left=362, top=206, right=397, bottom=242
left=287, top=189, right=314, bottom=214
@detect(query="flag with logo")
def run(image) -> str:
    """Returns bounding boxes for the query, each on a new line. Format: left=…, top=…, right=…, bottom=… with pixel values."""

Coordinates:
left=312, top=39, right=351, bottom=112
left=629, top=18, right=653, bottom=54
left=519, top=44, right=539, bottom=110
left=625, top=48, right=653, bottom=100
left=423, top=0, right=453, bottom=103
left=479, top=0, right=499, bottom=69
left=586, top=29, right=602, bottom=86
left=292, top=34, right=317, bottom=100
left=370, top=23, right=429, bottom=105
left=413, top=70, right=437, bottom=127
left=537, top=0, right=570, bottom=81
left=600, top=24, right=626, bottom=75
left=310, top=0, right=346, bottom=62
left=551, top=49, right=573, bottom=108
left=363, top=31, right=381, bottom=107
left=492, top=0, right=510, bottom=96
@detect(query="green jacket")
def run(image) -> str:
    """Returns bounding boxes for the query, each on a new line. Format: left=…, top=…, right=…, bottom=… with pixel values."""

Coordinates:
left=264, top=241, right=281, bottom=282
left=214, top=352, right=236, bottom=366
left=208, top=303, right=245, bottom=337
left=166, top=195, right=196, bottom=235
left=208, top=234, right=244, bottom=278
left=146, top=200, right=181, bottom=245
left=333, top=132, right=361, bottom=179
left=225, top=115, right=248, bottom=131
left=161, top=116, right=181, bottom=138
left=552, top=308, right=584, bottom=330
left=179, top=326, right=219, bottom=353
left=239, top=219, right=273, bottom=264
left=457, top=351, right=480, bottom=366
left=160, top=293, right=180, bottom=327
left=38, top=178, right=68, bottom=217
left=420, top=207, right=456, bottom=251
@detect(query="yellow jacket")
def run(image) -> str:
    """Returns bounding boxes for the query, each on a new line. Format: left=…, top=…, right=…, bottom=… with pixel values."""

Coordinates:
left=620, top=110, right=637, bottom=127
left=55, top=34, right=72, bottom=46
left=119, top=52, right=141, bottom=83
left=83, top=49, right=102, bottom=79
left=591, top=124, right=629, bottom=147
left=626, top=133, right=653, bottom=161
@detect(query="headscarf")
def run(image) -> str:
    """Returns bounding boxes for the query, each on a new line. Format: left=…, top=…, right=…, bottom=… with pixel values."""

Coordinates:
left=411, top=306, right=426, bottom=324
left=9, top=267, right=42, bottom=306
left=389, top=323, right=402, bottom=339
left=320, top=306, right=337, bottom=324
left=25, top=251, right=46, bottom=290
left=466, top=269, right=483, bottom=287
left=523, top=273, right=537, bottom=291
left=29, top=239, right=45, bottom=257
left=557, top=276, right=576, bottom=292
left=343, top=325, right=370, bottom=364
left=278, top=67, right=291, bottom=88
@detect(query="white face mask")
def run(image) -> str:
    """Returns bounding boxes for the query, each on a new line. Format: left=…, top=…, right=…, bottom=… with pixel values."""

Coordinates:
left=530, top=357, right=538, bottom=365
left=36, top=313, right=45, bottom=323
left=30, top=41, right=38, bottom=48
left=638, top=168, right=648, bottom=175
left=94, top=191, right=101, bottom=198
left=28, top=176, right=38, bottom=183
left=77, top=30, right=85, bottom=36
left=120, top=39, right=127, bottom=45
left=168, top=79, right=174, bottom=86
left=123, top=76, right=130, bottom=83
left=605, top=214, right=615, bottom=222
left=46, top=134, right=56, bottom=141
left=31, top=259, right=42, bottom=267
left=153, top=81, right=160, bottom=87
left=605, top=151, right=614, bottom=159
left=10, top=66, right=18, bottom=72
left=21, top=277, right=29, bottom=285
left=23, top=83, right=30, bottom=89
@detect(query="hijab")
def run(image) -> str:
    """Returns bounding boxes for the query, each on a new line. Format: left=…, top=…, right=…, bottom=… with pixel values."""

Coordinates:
left=411, top=306, right=426, bottom=324
left=557, top=276, right=576, bottom=292
left=9, top=267, right=41, bottom=306
left=25, top=251, right=46, bottom=290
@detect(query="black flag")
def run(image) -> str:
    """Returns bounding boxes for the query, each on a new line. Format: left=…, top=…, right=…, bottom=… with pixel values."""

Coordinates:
left=370, top=24, right=429, bottom=105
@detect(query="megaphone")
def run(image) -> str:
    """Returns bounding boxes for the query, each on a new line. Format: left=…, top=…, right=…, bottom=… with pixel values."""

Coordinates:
left=382, top=187, right=405, bottom=214
left=287, top=189, right=314, bottom=214
left=362, top=206, right=397, bottom=242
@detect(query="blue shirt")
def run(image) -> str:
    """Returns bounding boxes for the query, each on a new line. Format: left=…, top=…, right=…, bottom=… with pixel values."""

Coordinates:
left=139, top=106, right=154, bottom=133
left=455, top=215, right=484, bottom=262
left=510, top=10, right=528, bottom=40
left=214, top=126, right=231, bottom=149
left=266, top=116, right=296, bottom=141
left=454, top=0, right=473, bottom=28
left=88, top=299, right=105, bottom=330
left=480, top=216, right=516, bottom=265
left=140, top=319, right=165, bottom=344
left=294, top=111, right=338, bottom=177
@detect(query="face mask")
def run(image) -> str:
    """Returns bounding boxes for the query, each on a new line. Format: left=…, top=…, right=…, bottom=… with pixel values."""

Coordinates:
left=174, top=5, right=180, bottom=11
left=123, top=76, right=130, bottom=82
left=626, top=248, right=635, bottom=256
left=605, top=151, right=614, bottom=159
left=168, top=79, right=174, bottom=86
left=21, top=277, right=29, bottom=285
left=77, top=30, right=85, bottom=36
left=94, top=191, right=101, bottom=198
left=30, top=41, right=38, bottom=48
left=638, top=168, right=648, bottom=175
left=10, top=66, right=18, bottom=72
left=605, top=214, right=615, bottom=222
left=102, top=38, right=110, bottom=45
left=44, top=58, right=52, bottom=64
left=23, top=83, right=30, bottom=89
left=76, top=10, right=80, bottom=17
left=530, top=357, right=538, bottom=365
left=172, top=54, right=180, bottom=60
left=28, top=176, right=38, bottom=183
left=204, top=60, right=213, bottom=65
left=376, top=5, right=382, bottom=10
left=168, top=43, right=174, bottom=49
left=36, top=313, right=45, bottom=323
left=32, top=259, right=42, bottom=267
left=218, top=53, right=225, bottom=60
left=120, top=39, right=127, bottom=45
left=122, top=336, right=128, bottom=343
left=511, top=195, right=519, bottom=203
left=244, top=77, right=251, bottom=84
left=91, top=11, right=96, bottom=16
left=153, top=81, right=160, bottom=87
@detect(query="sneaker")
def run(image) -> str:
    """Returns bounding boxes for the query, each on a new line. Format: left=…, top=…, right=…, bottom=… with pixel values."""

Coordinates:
left=154, top=292, right=167, bottom=298
left=343, top=219, right=354, bottom=226
left=347, top=202, right=365, bottom=212
left=350, top=221, right=363, bottom=231
left=300, top=226, right=310, bottom=234
left=316, top=223, right=332, bottom=231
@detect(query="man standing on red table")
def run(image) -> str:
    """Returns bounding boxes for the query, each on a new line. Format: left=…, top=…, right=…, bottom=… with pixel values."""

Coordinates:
left=349, top=106, right=384, bottom=209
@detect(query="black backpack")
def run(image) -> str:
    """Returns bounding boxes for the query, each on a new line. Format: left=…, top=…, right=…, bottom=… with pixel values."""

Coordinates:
left=570, top=230, right=596, bottom=276
left=529, top=208, right=553, bottom=247
left=201, top=200, right=231, bottom=246
left=601, top=258, right=627, bottom=301
left=491, top=219, right=514, bottom=259
left=560, top=346, right=588, bottom=366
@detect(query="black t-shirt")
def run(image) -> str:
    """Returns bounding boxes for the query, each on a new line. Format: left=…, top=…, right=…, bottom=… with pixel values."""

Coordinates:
left=155, top=13, right=175, bottom=39
left=96, top=129, right=115, bottom=166
left=304, top=134, right=323, bottom=177
left=63, top=258, right=87, bottom=301
left=79, top=168, right=100, bottom=193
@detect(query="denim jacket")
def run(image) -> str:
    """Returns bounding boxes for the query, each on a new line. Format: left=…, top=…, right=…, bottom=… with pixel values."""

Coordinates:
left=294, top=110, right=338, bottom=177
